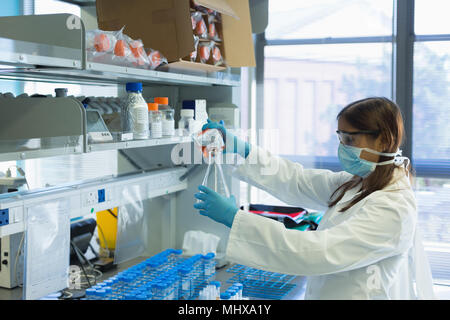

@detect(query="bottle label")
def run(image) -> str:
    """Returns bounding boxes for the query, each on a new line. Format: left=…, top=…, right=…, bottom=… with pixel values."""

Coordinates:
left=162, top=120, right=175, bottom=136
left=132, top=107, right=149, bottom=138
left=151, top=122, right=162, bottom=138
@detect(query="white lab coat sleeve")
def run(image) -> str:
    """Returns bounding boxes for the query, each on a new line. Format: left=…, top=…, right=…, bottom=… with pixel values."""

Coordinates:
left=226, top=192, right=416, bottom=277
left=232, top=145, right=352, bottom=211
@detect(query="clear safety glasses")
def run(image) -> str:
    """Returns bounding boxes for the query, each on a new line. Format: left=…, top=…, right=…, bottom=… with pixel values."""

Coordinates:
left=336, top=130, right=380, bottom=146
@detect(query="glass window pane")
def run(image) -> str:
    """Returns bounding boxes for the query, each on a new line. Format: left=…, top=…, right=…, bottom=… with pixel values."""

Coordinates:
left=266, top=0, right=393, bottom=40
left=413, top=42, right=450, bottom=160
left=415, top=177, right=450, bottom=284
left=264, top=43, right=392, bottom=158
left=415, top=0, right=450, bottom=35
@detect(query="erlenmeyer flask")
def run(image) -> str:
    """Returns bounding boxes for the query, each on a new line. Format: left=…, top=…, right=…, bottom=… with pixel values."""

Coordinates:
left=193, top=129, right=230, bottom=200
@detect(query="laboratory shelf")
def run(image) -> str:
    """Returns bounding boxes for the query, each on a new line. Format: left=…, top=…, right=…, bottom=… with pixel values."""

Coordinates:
left=0, top=166, right=188, bottom=237
left=87, top=136, right=193, bottom=153
left=0, top=145, right=83, bottom=162
left=0, top=13, right=241, bottom=88
left=0, top=62, right=240, bottom=87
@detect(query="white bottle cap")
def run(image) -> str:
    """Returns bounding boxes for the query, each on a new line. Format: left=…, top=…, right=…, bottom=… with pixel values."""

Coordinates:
left=180, top=109, right=194, bottom=117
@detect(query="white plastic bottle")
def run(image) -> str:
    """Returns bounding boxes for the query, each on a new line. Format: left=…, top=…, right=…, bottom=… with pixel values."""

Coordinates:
left=124, top=82, right=149, bottom=140
left=155, top=97, right=175, bottom=137
left=178, top=109, right=195, bottom=136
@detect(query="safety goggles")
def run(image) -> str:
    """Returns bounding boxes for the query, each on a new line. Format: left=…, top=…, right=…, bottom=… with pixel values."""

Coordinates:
left=336, top=130, right=380, bottom=146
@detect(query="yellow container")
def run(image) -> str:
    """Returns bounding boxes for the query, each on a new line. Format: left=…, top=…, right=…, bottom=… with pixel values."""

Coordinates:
left=96, top=208, right=118, bottom=250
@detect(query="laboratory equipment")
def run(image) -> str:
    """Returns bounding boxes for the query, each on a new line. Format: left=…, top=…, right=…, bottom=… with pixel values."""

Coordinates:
left=226, top=264, right=297, bottom=300
left=208, top=103, right=240, bottom=129
left=55, top=88, right=68, bottom=98
left=123, top=82, right=149, bottom=140
left=182, top=99, right=208, bottom=123
left=86, top=110, right=113, bottom=143
left=155, top=97, right=175, bottom=137
left=178, top=109, right=195, bottom=136
left=0, top=232, right=24, bottom=289
left=148, top=103, right=162, bottom=139
left=82, top=248, right=217, bottom=300
left=193, top=129, right=230, bottom=198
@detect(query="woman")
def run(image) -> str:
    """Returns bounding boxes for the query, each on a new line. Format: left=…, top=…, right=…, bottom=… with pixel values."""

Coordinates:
left=194, top=97, right=435, bottom=300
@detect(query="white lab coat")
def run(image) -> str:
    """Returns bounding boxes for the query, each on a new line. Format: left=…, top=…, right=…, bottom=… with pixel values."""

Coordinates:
left=225, top=145, right=435, bottom=300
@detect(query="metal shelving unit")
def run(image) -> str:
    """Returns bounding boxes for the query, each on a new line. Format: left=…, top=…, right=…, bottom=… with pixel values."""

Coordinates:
left=87, top=136, right=193, bottom=153
left=0, top=14, right=240, bottom=162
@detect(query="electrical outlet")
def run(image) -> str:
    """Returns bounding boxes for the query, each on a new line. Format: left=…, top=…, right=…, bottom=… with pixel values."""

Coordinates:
left=0, top=209, right=9, bottom=227
left=83, top=191, right=97, bottom=206
left=98, top=189, right=105, bottom=203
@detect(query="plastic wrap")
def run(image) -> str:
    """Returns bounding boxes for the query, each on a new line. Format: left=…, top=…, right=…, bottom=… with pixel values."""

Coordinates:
left=190, top=35, right=200, bottom=62
left=207, top=14, right=221, bottom=42
left=112, top=27, right=133, bottom=66
left=114, top=184, right=148, bottom=265
left=23, top=198, right=70, bottom=300
left=212, top=44, right=224, bottom=66
left=127, top=37, right=150, bottom=68
left=147, top=49, right=168, bottom=70
left=199, top=41, right=213, bottom=64
left=192, top=11, right=208, bottom=39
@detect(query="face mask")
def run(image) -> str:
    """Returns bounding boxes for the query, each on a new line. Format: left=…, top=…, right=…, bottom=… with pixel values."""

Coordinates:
left=338, top=144, right=409, bottom=178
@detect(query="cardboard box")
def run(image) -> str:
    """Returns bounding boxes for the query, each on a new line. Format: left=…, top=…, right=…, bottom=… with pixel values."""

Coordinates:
left=96, top=0, right=255, bottom=72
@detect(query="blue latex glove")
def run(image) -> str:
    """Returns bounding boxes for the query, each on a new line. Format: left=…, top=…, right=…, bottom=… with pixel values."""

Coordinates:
left=193, top=185, right=239, bottom=228
left=202, top=119, right=251, bottom=159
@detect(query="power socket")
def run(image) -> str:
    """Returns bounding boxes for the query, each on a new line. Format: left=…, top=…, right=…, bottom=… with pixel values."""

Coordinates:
left=0, top=209, right=9, bottom=227
left=98, top=189, right=105, bottom=203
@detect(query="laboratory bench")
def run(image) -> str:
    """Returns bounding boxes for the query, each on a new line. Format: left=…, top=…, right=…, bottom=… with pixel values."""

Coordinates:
left=0, top=255, right=307, bottom=300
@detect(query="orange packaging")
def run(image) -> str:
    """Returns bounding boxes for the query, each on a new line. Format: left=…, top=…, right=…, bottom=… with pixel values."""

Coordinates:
left=199, top=42, right=212, bottom=63
left=212, top=45, right=223, bottom=65
left=94, top=33, right=114, bottom=52
left=114, top=39, right=127, bottom=57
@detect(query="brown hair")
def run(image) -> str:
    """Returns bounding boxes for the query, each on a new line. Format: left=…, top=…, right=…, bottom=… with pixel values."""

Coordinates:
left=328, top=97, right=411, bottom=212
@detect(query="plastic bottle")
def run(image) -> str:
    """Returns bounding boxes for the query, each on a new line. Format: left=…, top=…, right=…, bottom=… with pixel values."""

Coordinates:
left=147, top=102, right=162, bottom=138
left=220, top=292, right=231, bottom=300
left=155, top=97, right=175, bottom=136
left=210, top=281, right=221, bottom=299
left=179, top=267, right=193, bottom=299
left=123, top=82, right=149, bottom=139
left=96, top=289, right=107, bottom=300
left=178, top=109, right=196, bottom=136
left=85, top=288, right=96, bottom=300
left=55, top=88, right=68, bottom=97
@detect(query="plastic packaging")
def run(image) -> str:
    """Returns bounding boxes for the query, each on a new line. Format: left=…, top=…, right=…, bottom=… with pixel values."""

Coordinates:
left=199, top=42, right=213, bottom=64
left=127, top=37, right=149, bottom=68
left=113, top=27, right=133, bottom=65
left=192, top=11, right=208, bottom=39
left=207, top=15, right=221, bottom=41
left=190, top=35, right=200, bottom=62
left=114, top=184, right=148, bottom=265
left=86, top=29, right=117, bottom=54
left=123, top=82, right=149, bottom=140
left=178, top=109, right=195, bottom=136
left=148, top=103, right=162, bottom=139
left=147, top=49, right=168, bottom=70
left=155, top=97, right=175, bottom=137
left=211, top=44, right=224, bottom=66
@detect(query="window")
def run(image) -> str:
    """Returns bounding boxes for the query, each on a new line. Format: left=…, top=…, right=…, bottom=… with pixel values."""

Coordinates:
left=413, top=1, right=450, bottom=285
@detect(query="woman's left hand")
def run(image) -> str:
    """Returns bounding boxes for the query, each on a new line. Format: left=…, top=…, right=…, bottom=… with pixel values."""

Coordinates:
left=194, top=185, right=238, bottom=228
